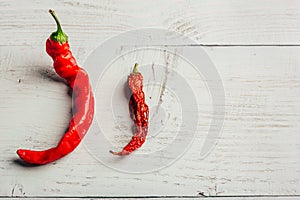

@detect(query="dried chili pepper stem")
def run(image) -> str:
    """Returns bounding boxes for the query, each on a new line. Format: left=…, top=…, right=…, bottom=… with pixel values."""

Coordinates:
left=132, top=63, right=139, bottom=74
left=16, top=10, right=94, bottom=165
left=110, top=63, right=149, bottom=156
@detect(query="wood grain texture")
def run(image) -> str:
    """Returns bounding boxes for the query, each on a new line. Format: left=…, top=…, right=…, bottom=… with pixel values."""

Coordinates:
left=0, top=45, right=299, bottom=197
left=1, top=0, right=300, bottom=46
left=1, top=0, right=300, bottom=198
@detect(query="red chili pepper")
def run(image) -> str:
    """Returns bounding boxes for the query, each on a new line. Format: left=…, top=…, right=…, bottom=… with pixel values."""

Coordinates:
left=110, top=63, right=149, bottom=156
left=16, top=10, right=94, bottom=165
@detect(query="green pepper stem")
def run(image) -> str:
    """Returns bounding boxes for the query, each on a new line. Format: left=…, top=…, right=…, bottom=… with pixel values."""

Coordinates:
left=133, top=63, right=139, bottom=73
left=49, top=10, right=63, bottom=33
left=49, top=9, right=68, bottom=43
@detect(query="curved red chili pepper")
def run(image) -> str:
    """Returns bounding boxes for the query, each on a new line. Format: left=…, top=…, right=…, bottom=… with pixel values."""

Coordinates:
left=110, top=63, right=149, bottom=156
left=16, top=10, right=94, bottom=165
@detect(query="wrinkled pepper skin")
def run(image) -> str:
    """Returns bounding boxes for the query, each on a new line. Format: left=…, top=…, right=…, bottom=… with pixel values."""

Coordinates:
left=16, top=10, right=94, bottom=165
left=110, top=64, right=149, bottom=156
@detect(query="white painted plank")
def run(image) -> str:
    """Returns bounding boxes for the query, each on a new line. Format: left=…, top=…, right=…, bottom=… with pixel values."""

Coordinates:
left=0, top=45, right=299, bottom=197
left=1, top=0, right=300, bottom=46
left=0, top=197, right=298, bottom=200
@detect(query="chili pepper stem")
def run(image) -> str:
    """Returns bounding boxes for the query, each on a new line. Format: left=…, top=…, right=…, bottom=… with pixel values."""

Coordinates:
left=49, top=9, right=68, bottom=43
left=132, top=63, right=139, bottom=74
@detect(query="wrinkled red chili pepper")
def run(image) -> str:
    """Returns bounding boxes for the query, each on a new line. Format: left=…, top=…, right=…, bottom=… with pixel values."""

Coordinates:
left=110, top=63, right=149, bottom=156
left=16, top=10, right=94, bottom=165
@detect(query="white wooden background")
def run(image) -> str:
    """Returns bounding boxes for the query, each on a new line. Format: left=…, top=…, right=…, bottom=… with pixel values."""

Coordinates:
left=1, top=0, right=300, bottom=199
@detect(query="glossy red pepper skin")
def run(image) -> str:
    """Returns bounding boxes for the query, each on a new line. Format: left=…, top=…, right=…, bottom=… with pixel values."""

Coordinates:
left=110, top=64, right=149, bottom=156
left=16, top=10, right=94, bottom=165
